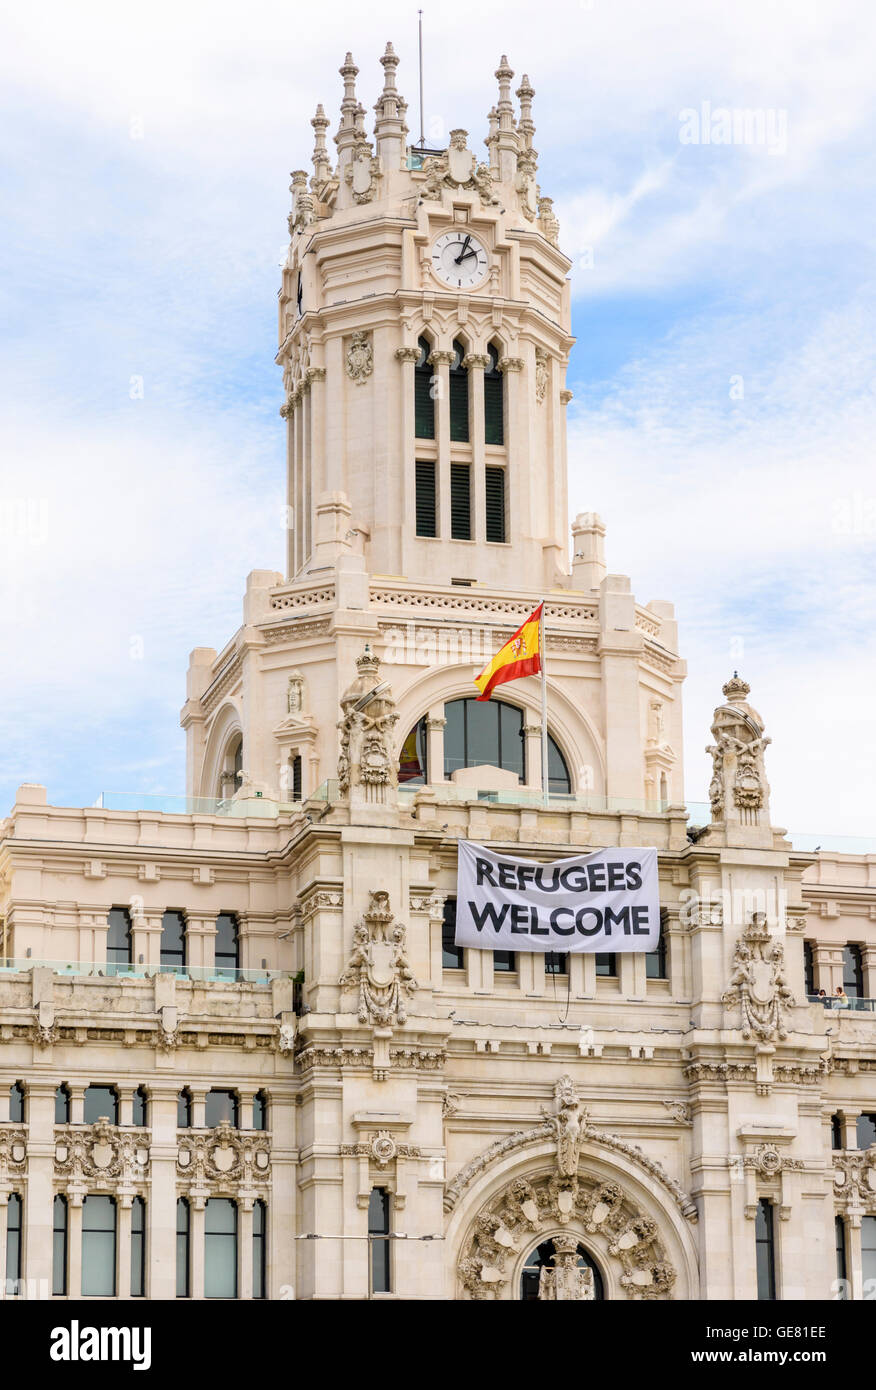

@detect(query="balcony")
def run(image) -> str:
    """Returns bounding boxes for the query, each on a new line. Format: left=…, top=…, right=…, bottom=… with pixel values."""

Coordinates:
left=0, top=959, right=289, bottom=985
left=808, top=993, right=876, bottom=1014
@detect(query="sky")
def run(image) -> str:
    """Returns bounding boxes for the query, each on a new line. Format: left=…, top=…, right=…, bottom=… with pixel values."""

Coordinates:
left=0, top=0, right=874, bottom=838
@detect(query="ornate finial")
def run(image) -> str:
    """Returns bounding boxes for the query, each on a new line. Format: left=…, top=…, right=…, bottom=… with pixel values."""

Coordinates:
left=495, top=55, right=515, bottom=119
left=335, top=52, right=360, bottom=152
left=722, top=673, right=751, bottom=703
left=311, top=103, right=331, bottom=185
left=516, top=73, right=535, bottom=152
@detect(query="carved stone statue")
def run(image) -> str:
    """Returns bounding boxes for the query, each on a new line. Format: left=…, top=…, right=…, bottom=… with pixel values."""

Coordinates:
left=538, top=1236, right=595, bottom=1301
left=346, top=330, right=373, bottom=384
left=545, top=1074, right=586, bottom=1178
left=706, top=674, right=772, bottom=828
left=722, top=914, right=796, bottom=1041
left=337, top=647, right=399, bottom=805
left=338, top=890, right=418, bottom=1026
left=286, top=671, right=305, bottom=716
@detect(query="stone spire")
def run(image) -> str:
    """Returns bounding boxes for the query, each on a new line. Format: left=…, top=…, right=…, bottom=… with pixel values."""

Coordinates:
left=516, top=73, right=536, bottom=154
left=705, top=674, right=773, bottom=847
left=374, top=41, right=407, bottom=169
left=485, top=104, right=500, bottom=173
left=494, top=54, right=519, bottom=183
left=334, top=51, right=360, bottom=171
left=311, top=103, right=331, bottom=187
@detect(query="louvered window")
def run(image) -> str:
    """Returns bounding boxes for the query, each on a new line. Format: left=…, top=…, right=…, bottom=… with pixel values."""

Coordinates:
left=415, top=460, right=437, bottom=537
left=485, top=466, right=506, bottom=543
left=484, top=344, right=504, bottom=445
left=292, top=754, right=302, bottom=801
left=449, top=340, right=469, bottom=442
left=450, top=464, right=471, bottom=540
left=414, top=337, right=435, bottom=439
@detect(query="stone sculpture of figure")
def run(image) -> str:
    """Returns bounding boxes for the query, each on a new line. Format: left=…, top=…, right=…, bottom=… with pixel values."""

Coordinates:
left=338, top=892, right=418, bottom=1027
left=551, top=1074, right=584, bottom=1178
left=286, top=671, right=304, bottom=716
left=537, top=1237, right=595, bottom=1301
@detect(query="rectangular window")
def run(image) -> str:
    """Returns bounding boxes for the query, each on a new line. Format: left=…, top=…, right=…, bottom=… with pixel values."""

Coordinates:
left=450, top=463, right=472, bottom=540
left=292, top=754, right=303, bottom=802
left=595, top=954, right=617, bottom=977
left=856, top=1113, right=876, bottom=1149
left=205, top=1199, right=238, bottom=1299
left=493, top=951, right=516, bottom=973
left=843, top=944, right=863, bottom=997
left=485, top=466, right=506, bottom=543
left=835, top=1216, right=848, bottom=1298
left=215, top=913, right=240, bottom=976
left=53, top=1195, right=68, bottom=1296
left=205, top=1090, right=239, bottom=1128
left=6, top=1193, right=22, bottom=1286
left=415, top=460, right=437, bottom=538
left=84, top=1086, right=118, bottom=1125
left=755, top=1198, right=776, bottom=1300
left=442, top=898, right=464, bottom=970
left=106, top=907, right=133, bottom=971
left=131, top=1196, right=146, bottom=1297
left=55, top=1085, right=71, bottom=1124
left=863, top=1215, right=876, bottom=1288
left=545, top=952, right=568, bottom=975
left=449, top=369, right=469, bottom=442
left=368, top=1188, right=391, bottom=1295
left=160, top=911, right=187, bottom=972
left=646, top=934, right=667, bottom=979
left=82, top=1195, right=117, bottom=1298
left=176, top=1199, right=190, bottom=1298
left=414, top=360, right=435, bottom=439
left=132, top=1087, right=148, bottom=1127
left=484, top=367, right=504, bottom=445
left=831, top=1114, right=843, bottom=1151
left=253, top=1201, right=267, bottom=1300
left=803, top=941, right=815, bottom=995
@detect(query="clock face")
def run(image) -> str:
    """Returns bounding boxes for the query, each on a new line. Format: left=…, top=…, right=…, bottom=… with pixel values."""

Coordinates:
left=431, top=231, right=489, bottom=289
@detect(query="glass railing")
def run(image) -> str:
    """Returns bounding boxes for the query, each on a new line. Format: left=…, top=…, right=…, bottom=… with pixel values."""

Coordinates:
left=94, top=792, right=297, bottom=818
left=807, top=993, right=876, bottom=1014
left=0, top=959, right=288, bottom=984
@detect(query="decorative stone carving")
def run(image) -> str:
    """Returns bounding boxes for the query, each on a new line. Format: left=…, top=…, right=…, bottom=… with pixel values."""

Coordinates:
left=722, top=914, right=796, bottom=1041
left=338, top=890, right=418, bottom=1026
left=545, top=1074, right=584, bottom=1177
left=458, top=1167, right=676, bottom=1300
left=662, top=1100, right=692, bottom=1126
left=443, top=1092, right=462, bottom=1118
left=419, top=129, right=500, bottom=207
left=395, top=345, right=421, bottom=363
left=537, top=195, right=560, bottom=245
left=534, top=347, right=549, bottom=402
left=286, top=670, right=305, bottom=715
left=176, top=1121, right=270, bottom=1190
left=345, top=139, right=381, bottom=204
left=276, top=1021, right=296, bottom=1056
left=54, top=1120, right=150, bottom=1183
left=516, top=148, right=539, bottom=221
left=743, top=1144, right=804, bottom=1177
left=0, top=1129, right=28, bottom=1176
left=538, top=1238, right=596, bottom=1300
left=346, top=330, right=373, bottom=384
left=833, top=1151, right=876, bottom=1210
left=706, top=674, right=772, bottom=825
left=337, top=647, right=399, bottom=804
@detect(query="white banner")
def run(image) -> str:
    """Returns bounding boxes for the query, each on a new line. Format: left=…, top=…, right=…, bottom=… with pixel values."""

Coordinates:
left=455, top=841, right=660, bottom=953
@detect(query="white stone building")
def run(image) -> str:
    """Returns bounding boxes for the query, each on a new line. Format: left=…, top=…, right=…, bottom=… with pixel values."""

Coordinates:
left=1, top=47, right=875, bottom=1302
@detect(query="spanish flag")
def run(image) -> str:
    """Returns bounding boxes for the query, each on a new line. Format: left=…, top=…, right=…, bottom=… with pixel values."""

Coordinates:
left=474, top=602, right=543, bottom=701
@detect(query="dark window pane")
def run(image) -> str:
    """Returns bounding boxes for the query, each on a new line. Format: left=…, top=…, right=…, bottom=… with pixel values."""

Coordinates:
left=442, top=898, right=464, bottom=970
left=253, top=1201, right=266, bottom=1300
left=398, top=717, right=428, bottom=786
left=132, top=1086, right=148, bottom=1127
left=161, top=911, right=187, bottom=971
left=545, top=952, right=568, bottom=975
left=106, top=907, right=132, bottom=969
left=5, top=1193, right=22, bottom=1284
left=55, top=1085, right=71, bottom=1124
left=443, top=699, right=466, bottom=777
left=368, top=1188, right=391, bottom=1294
left=498, top=701, right=525, bottom=780
left=755, top=1199, right=776, bottom=1300
left=82, top=1195, right=116, bottom=1297
left=857, top=1114, right=876, bottom=1149
left=646, top=934, right=667, bottom=979
left=493, top=951, right=516, bottom=973
left=205, top=1199, right=238, bottom=1299
left=843, top=945, right=863, bottom=997
left=177, top=1090, right=192, bottom=1129
left=84, top=1085, right=118, bottom=1125
left=449, top=341, right=469, bottom=442
left=484, top=345, right=504, bottom=445
left=9, top=1082, right=24, bottom=1123
left=415, top=460, right=437, bottom=538
left=215, top=913, right=239, bottom=974
left=414, top=338, right=435, bottom=439
left=863, top=1216, right=876, bottom=1287
left=206, top=1089, right=239, bottom=1128
left=176, top=1199, right=190, bottom=1298
left=831, top=1114, right=843, bottom=1150
left=595, top=954, right=617, bottom=977
left=291, top=754, right=302, bottom=802
left=252, top=1092, right=268, bottom=1131
left=53, top=1195, right=68, bottom=1296
left=520, top=1240, right=605, bottom=1301
left=466, top=698, right=500, bottom=769
left=131, top=1197, right=146, bottom=1297
left=803, top=941, right=815, bottom=995
left=485, top=466, right=506, bottom=543
left=547, top=734, right=571, bottom=795
left=450, top=463, right=471, bottom=540
left=835, top=1216, right=848, bottom=1296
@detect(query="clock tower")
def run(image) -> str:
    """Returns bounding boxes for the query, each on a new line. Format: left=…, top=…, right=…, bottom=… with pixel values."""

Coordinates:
left=279, top=47, right=573, bottom=591
left=183, top=45, right=685, bottom=818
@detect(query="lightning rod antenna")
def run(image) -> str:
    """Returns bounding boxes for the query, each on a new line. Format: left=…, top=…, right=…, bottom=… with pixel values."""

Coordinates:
left=418, top=9, right=425, bottom=147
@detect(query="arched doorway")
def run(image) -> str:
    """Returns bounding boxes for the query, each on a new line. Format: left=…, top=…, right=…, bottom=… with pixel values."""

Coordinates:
left=520, top=1239, right=605, bottom=1301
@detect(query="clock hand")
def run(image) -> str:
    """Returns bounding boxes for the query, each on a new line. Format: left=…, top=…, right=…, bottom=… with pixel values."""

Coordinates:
left=454, top=235, right=472, bottom=264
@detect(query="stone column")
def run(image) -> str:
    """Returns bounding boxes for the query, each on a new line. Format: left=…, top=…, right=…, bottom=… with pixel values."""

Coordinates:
left=191, top=1199, right=206, bottom=1300
left=70, top=1087, right=85, bottom=1126
left=425, top=713, right=446, bottom=784
left=117, top=1198, right=132, bottom=1299
left=0, top=1091, right=9, bottom=1123
left=147, top=1089, right=179, bottom=1299
left=239, top=1199, right=254, bottom=1300
left=67, top=1196, right=83, bottom=1298
left=119, top=1090, right=134, bottom=1127
left=862, top=946, right=876, bottom=1001
left=191, top=1091, right=207, bottom=1131
left=839, top=1110, right=858, bottom=1151
left=463, top=353, right=488, bottom=542
left=523, top=722, right=542, bottom=790
left=25, top=1082, right=56, bottom=1298
left=395, top=347, right=419, bottom=568
left=847, top=1213, right=863, bottom=1301
left=598, top=576, right=644, bottom=803
left=185, top=915, right=217, bottom=974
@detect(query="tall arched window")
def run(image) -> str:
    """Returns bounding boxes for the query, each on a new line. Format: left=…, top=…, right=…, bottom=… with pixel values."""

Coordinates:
left=215, top=913, right=240, bottom=976
left=398, top=715, right=428, bottom=785
left=206, top=1089, right=239, bottom=1128
left=520, top=1239, right=604, bottom=1300
left=484, top=343, right=504, bottom=445
left=219, top=735, right=243, bottom=798
left=9, top=1081, right=25, bottom=1123
left=439, top=698, right=572, bottom=794
left=449, top=340, right=469, bottom=442
left=415, top=337, right=435, bottom=439
left=368, top=1188, right=392, bottom=1295
left=132, top=1086, right=149, bottom=1127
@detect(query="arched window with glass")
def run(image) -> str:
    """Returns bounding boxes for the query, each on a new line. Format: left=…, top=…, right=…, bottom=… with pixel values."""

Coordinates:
left=205, top=1089, right=239, bottom=1129
left=253, top=1200, right=267, bottom=1300
left=449, top=340, right=469, bottom=442
left=132, top=1086, right=149, bottom=1127
left=442, top=698, right=571, bottom=794
left=414, top=336, right=435, bottom=439
left=131, top=1196, right=146, bottom=1297
left=5, top=1193, right=22, bottom=1286
left=520, top=1239, right=604, bottom=1300
left=252, top=1091, right=268, bottom=1132
left=484, top=342, right=504, bottom=445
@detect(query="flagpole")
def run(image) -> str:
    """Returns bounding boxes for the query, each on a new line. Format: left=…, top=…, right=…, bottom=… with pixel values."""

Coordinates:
left=539, top=598, right=548, bottom=808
